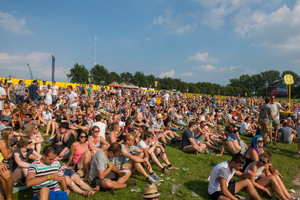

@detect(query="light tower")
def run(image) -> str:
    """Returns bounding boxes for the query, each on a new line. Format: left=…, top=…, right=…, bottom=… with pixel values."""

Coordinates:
left=94, top=35, right=97, bottom=66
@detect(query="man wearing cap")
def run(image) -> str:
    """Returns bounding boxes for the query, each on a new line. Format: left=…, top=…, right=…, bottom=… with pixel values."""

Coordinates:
left=0, top=116, right=12, bottom=138
left=141, top=183, right=161, bottom=200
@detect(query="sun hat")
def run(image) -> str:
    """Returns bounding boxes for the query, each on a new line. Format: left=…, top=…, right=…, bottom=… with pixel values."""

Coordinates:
left=2, top=116, right=11, bottom=121
left=59, top=122, right=70, bottom=129
left=141, top=183, right=161, bottom=198
left=156, top=114, right=163, bottom=119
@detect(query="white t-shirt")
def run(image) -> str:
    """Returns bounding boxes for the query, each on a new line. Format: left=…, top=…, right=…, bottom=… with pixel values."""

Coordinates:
left=240, top=122, right=249, bottom=135
left=0, top=87, right=7, bottom=110
left=67, top=92, right=78, bottom=107
left=93, top=121, right=106, bottom=139
left=269, top=102, right=282, bottom=120
left=208, top=161, right=236, bottom=195
left=52, top=85, right=58, bottom=96
left=40, top=85, right=47, bottom=96
left=137, top=140, right=151, bottom=149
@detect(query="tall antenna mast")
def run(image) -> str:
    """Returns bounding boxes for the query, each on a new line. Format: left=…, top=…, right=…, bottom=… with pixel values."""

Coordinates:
left=94, top=35, right=97, bottom=66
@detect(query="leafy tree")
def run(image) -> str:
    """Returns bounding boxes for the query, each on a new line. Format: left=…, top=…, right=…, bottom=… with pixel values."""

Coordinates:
left=67, top=63, right=89, bottom=84
left=120, top=72, right=133, bottom=84
left=261, top=70, right=281, bottom=87
left=108, top=72, right=121, bottom=84
left=90, top=65, right=109, bottom=85
left=132, top=71, right=148, bottom=87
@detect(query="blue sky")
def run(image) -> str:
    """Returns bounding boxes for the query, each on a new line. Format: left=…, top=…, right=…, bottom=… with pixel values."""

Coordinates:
left=1, top=0, right=300, bottom=85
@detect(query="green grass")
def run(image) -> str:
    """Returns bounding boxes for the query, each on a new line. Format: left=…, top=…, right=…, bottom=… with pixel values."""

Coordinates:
left=12, top=131, right=300, bottom=200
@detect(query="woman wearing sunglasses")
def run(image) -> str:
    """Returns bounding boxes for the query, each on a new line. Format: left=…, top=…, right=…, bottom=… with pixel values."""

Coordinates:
left=243, top=135, right=265, bottom=171
left=245, top=152, right=295, bottom=200
left=88, top=126, right=109, bottom=155
left=11, top=136, right=42, bottom=184
left=65, top=131, right=92, bottom=181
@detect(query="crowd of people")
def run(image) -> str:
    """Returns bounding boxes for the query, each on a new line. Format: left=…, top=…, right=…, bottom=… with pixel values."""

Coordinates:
left=0, top=78, right=299, bottom=199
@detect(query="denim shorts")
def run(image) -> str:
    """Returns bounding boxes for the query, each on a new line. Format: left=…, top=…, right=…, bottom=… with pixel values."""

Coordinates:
left=64, top=168, right=76, bottom=178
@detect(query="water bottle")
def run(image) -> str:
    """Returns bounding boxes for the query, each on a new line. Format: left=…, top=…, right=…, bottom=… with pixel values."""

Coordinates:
left=171, top=184, right=178, bottom=194
left=131, top=187, right=141, bottom=192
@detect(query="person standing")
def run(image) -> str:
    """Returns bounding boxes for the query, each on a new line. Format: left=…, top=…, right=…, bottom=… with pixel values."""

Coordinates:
left=15, top=80, right=25, bottom=104
left=0, top=85, right=7, bottom=119
left=51, top=81, right=58, bottom=102
left=40, top=81, right=47, bottom=101
left=66, top=85, right=79, bottom=117
left=258, top=97, right=277, bottom=148
left=29, top=80, right=39, bottom=104
left=269, top=95, right=287, bottom=145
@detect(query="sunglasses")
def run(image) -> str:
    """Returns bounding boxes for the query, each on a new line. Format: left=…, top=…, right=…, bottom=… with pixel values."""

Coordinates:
left=94, top=130, right=100, bottom=133
left=257, top=140, right=264, bottom=143
left=80, top=136, right=87, bottom=138
left=28, top=142, right=32, bottom=145
left=259, top=159, right=268, bottom=164
left=77, top=118, right=82, bottom=120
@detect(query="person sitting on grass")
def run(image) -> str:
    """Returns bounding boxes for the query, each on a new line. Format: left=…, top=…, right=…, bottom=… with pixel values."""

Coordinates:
left=52, top=122, right=75, bottom=160
left=25, top=124, right=43, bottom=154
left=217, top=125, right=243, bottom=157
left=112, top=134, right=162, bottom=186
left=26, top=145, right=70, bottom=200
left=208, top=154, right=262, bottom=200
left=64, top=131, right=92, bottom=181
left=245, top=152, right=295, bottom=200
left=0, top=128, right=14, bottom=200
left=243, top=135, right=265, bottom=171
left=137, top=132, right=177, bottom=175
left=278, top=122, right=296, bottom=144
left=141, top=183, right=162, bottom=200
left=88, top=142, right=137, bottom=195
left=181, top=122, right=206, bottom=154
left=11, top=136, right=42, bottom=184
left=60, top=165, right=99, bottom=197
left=88, top=126, right=110, bottom=155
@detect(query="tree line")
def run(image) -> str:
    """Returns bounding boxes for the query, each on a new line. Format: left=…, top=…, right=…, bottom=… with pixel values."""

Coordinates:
left=67, top=63, right=300, bottom=98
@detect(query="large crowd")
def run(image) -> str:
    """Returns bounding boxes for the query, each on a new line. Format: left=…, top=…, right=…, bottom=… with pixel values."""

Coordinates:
left=0, top=79, right=299, bottom=200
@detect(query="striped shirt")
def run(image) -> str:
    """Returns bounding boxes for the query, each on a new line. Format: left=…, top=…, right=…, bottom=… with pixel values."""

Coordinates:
left=27, top=159, right=61, bottom=194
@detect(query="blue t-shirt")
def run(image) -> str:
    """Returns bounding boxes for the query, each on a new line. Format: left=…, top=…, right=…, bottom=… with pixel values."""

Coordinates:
left=15, top=85, right=24, bottom=96
left=181, top=129, right=193, bottom=149
left=29, top=84, right=39, bottom=99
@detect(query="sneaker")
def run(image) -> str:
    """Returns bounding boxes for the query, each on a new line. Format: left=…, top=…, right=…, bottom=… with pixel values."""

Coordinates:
left=152, top=174, right=164, bottom=182
left=45, top=138, right=52, bottom=144
left=273, top=142, right=277, bottom=146
left=263, top=144, right=270, bottom=149
left=294, top=152, right=300, bottom=156
left=147, top=176, right=161, bottom=186
left=162, top=168, right=172, bottom=175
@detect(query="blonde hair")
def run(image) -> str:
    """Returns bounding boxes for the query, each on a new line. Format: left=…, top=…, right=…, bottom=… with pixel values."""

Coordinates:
left=25, top=124, right=36, bottom=137
left=1, top=128, right=12, bottom=152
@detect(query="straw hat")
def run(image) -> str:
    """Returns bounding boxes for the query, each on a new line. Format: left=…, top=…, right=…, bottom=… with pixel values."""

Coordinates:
left=156, top=113, right=163, bottom=119
left=141, top=183, right=161, bottom=198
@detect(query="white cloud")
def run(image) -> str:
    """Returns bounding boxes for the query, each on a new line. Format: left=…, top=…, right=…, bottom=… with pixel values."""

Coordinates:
left=153, top=9, right=197, bottom=35
left=194, top=0, right=261, bottom=29
left=181, top=72, right=194, bottom=77
left=194, top=64, right=216, bottom=71
left=188, top=52, right=219, bottom=63
left=220, top=65, right=241, bottom=71
left=0, top=52, right=69, bottom=81
left=232, top=1, right=300, bottom=53
left=0, top=12, right=31, bottom=35
left=159, top=70, right=175, bottom=78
